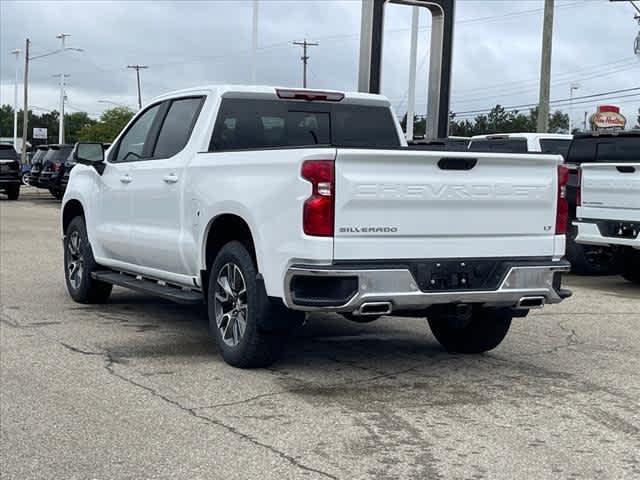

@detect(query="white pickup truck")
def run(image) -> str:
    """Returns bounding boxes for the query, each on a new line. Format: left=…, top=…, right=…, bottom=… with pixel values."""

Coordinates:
left=574, top=160, right=640, bottom=284
left=62, top=85, right=571, bottom=368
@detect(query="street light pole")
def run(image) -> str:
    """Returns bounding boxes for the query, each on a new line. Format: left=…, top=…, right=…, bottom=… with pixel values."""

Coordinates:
left=569, top=82, right=580, bottom=133
left=56, top=33, right=71, bottom=144
left=53, top=74, right=70, bottom=144
left=11, top=48, right=20, bottom=151
left=251, top=0, right=258, bottom=84
left=21, top=39, right=30, bottom=164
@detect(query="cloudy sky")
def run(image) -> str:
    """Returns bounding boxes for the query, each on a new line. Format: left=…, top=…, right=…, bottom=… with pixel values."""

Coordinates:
left=1, top=0, right=639, bottom=130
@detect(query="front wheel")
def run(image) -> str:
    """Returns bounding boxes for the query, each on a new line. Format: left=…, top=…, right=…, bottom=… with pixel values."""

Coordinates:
left=64, top=216, right=112, bottom=303
left=207, top=241, right=301, bottom=368
left=428, top=306, right=512, bottom=354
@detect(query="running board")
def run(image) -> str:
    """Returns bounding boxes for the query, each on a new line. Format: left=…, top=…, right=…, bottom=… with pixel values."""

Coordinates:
left=91, top=270, right=203, bottom=305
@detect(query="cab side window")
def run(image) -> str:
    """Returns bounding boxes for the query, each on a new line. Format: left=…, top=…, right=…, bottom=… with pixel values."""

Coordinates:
left=114, top=104, right=162, bottom=162
left=153, top=97, right=204, bottom=158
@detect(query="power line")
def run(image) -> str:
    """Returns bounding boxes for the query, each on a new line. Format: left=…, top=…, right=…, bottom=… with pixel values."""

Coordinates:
left=453, top=87, right=640, bottom=116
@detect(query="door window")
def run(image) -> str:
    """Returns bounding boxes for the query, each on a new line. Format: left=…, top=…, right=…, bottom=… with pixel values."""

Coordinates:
left=114, top=104, right=162, bottom=162
left=153, top=97, right=204, bottom=158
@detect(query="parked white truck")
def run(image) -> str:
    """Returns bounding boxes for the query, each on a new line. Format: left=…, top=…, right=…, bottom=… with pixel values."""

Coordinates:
left=574, top=160, right=640, bottom=284
left=62, top=85, right=571, bottom=368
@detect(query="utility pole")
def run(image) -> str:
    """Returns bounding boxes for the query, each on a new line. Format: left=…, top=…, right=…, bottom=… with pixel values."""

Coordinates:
left=11, top=48, right=20, bottom=151
left=127, top=64, right=148, bottom=109
left=21, top=39, right=30, bottom=164
left=537, top=0, right=554, bottom=133
left=251, top=0, right=258, bottom=84
left=406, top=6, right=420, bottom=141
left=53, top=74, right=70, bottom=144
left=292, top=39, right=318, bottom=88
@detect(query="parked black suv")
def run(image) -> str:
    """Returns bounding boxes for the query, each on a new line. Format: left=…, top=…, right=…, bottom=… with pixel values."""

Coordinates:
left=0, top=144, right=21, bottom=200
left=37, top=144, right=73, bottom=198
left=27, top=145, right=50, bottom=187
left=565, top=130, right=640, bottom=274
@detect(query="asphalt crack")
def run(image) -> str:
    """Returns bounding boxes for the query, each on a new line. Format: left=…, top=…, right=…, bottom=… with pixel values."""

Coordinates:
left=58, top=341, right=340, bottom=480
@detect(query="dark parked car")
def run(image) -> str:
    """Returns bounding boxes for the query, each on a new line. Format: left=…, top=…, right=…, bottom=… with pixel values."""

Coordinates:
left=50, top=143, right=110, bottom=199
left=27, top=145, right=50, bottom=187
left=0, top=144, right=21, bottom=200
left=37, top=144, right=73, bottom=198
left=565, top=130, right=640, bottom=274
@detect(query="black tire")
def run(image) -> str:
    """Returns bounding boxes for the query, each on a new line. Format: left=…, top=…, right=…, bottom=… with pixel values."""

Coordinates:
left=342, top=313, right=381, bottom=324
left=566, top=228, right=615, bottom=275
left=64, top=216, right=112, bottom=304
left=7, top=185, right=19, bottom=200
left=207, top=241, right=300, bottom=368
left=50, top=189, right=63, bottom=200
left=428, top=306, right=512, bottom=354
left=622, top=249, right=640, bottom=284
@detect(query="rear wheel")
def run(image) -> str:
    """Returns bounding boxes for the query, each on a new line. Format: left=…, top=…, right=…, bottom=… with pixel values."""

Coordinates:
left=208, top=241, right=301, bottom=368
left=622, top=249, right=640, bottom=284
left=428, top=306, right=512, bottom=354
left=566, top=227, right=616, bottom=275
left=64, top=216, right=112, bottom=303
left=6, top=185, right=19, bottom=200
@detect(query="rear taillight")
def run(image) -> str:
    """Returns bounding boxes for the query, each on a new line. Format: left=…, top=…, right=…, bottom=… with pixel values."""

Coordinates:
left=575, top=168, right=582, bottom=207
left=277, top=89, right=344, bottom=102
left=53, top=163, right=61, bottom=172
left=301, top=160, right=334, bottom=237
left=556, top=165, right=570, bottom=235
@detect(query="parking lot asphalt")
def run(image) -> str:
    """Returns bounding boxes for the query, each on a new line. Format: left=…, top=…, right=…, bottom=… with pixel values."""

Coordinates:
left=1, top=187, right=639, bottom=480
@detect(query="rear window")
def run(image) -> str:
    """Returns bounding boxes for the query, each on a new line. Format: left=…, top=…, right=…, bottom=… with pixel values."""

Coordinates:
left=43, top=146, right=73, bottom=164
left=539, top=139, right=571, bottom=157
left=31, top=149, right=48, bottom=164
left=468, top=138, right=528, bottom=153
left=0, top=145, right=18, bottom=160
left=566, top=136, right=640, bottom=164
left=209, top=98, right=400, bottom=151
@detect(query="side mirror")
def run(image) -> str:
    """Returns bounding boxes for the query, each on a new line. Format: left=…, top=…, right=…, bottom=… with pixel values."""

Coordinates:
left=74, top=142, right=105, bottom=174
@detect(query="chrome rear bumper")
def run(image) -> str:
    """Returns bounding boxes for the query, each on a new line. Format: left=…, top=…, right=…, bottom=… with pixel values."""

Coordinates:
left=284, top=260, right=571, bottom=314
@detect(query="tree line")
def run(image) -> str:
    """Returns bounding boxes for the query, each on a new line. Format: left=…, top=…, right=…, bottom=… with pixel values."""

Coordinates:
left=0, top=105, right=135, bottom=146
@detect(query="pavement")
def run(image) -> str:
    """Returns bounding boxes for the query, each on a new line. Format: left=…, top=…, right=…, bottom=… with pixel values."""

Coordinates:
left=1, top=187, right=639, bottom=480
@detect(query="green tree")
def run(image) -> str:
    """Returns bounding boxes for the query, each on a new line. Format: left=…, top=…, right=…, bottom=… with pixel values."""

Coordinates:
left=65, top=112, right=96, bottom=143
left=0, top=104, right=14, bottom=137
left=78, top=107, right=135, bottom=143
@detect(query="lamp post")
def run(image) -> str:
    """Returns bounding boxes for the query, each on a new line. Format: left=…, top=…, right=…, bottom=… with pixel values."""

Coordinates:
left=20, top=37, right=83, bottom=162
left=11, top=49, right=20, bottom=150
left=569, top=82, right=580, bottom=133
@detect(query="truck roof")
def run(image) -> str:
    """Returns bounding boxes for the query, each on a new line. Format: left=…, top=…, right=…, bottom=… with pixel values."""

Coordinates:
left=149, top=85, right=392, bottom=107
left=470, top=133, right=573, bottom=140
left=573, top=130, right=640, bottom=139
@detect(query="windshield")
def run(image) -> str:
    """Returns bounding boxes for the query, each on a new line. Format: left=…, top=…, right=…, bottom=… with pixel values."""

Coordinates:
left=0, top=145, right=18, bottom=160
left=468, top=138, right=528, bottom=153
left=540, top=139, right=571, bottom=158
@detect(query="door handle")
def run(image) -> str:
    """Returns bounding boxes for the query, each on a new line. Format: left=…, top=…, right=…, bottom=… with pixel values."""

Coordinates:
left=163, top=173, right=179, bottom=184
left=120, top=174, right=132, bottom=184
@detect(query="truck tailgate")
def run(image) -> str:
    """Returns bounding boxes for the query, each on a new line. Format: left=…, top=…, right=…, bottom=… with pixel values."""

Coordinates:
left=333, top=149, right=563, bottom=260
left=579, top=163, right=640, bottom=222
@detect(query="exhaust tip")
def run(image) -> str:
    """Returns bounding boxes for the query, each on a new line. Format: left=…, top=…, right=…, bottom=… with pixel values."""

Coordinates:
left=358, top=302, right=392, bottom=316
left=516, top=296, right=545, bottom=309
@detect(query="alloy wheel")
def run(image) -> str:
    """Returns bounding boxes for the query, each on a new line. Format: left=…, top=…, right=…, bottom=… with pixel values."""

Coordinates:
left=214, top=262, right=248, bottom=347
left=67, top=231, right=85, bottom=290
